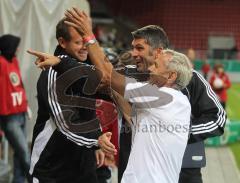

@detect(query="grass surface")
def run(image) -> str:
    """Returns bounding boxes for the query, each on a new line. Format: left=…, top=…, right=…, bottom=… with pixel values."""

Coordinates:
left=227, top=83, right=240, bottom=170
left=229, top=142, right=240, bottom=170
left=226, top=83, right=240, bottom=120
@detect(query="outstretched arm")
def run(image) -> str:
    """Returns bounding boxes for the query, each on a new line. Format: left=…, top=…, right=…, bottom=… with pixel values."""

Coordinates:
left=27, top=50, right=118, bottom=154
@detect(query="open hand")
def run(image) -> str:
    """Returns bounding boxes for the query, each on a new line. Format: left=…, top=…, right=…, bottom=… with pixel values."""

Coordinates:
left=64, top=7, right=93, bottom=38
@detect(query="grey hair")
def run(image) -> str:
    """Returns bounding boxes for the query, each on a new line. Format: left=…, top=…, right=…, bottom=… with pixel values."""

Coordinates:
left=131, top=25, right=169, bottom=49
left=164, top=49, right=193, bottom=90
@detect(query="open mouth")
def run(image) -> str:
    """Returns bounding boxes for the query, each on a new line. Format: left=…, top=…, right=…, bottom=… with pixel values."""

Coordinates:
left=78, top=52, right=87, bottom=56
left=136, top=60, right=143, bottom=66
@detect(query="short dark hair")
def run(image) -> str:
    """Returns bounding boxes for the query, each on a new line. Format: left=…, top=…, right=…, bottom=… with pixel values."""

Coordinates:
left=131, top=25, right=169, bottom=49
left=56, top=18, right=71, bottom=41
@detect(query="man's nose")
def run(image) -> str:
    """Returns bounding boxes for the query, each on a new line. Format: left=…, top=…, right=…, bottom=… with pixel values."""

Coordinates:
left=79, top=43, right=87, bottom=50
left=82, top=43, right=87, bottom=50
left=131, top=49, right=138, bottom=57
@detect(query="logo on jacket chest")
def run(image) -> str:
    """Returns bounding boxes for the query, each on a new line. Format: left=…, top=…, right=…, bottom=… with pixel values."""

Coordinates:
left=9, top=72, right=20, bottom=86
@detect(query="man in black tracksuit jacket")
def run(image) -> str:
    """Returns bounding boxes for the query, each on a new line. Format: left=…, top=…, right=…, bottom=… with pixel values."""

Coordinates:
left=29, top=20, right=103, bottom=182
left=30, top=50, right=102, bottom=183
left=179, top=70, right=226, bottom=183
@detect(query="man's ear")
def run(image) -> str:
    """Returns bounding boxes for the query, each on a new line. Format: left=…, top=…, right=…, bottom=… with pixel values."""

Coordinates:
left=58, top=37, right=67, bottom=49
left=168, top=71, right=177, bottom=84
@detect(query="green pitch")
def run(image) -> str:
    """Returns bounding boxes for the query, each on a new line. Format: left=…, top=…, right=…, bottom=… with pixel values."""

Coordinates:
left=226, top=83, right=240, bottom=170
left=227, top=83, right=240, bottom=121
left=229, top=142, right=240, bottom=170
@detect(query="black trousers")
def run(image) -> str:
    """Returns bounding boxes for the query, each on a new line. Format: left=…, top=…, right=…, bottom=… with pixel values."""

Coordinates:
left=30, top=132, right=99, bottom=183
left=96, top=166, right=111, bottom=183
left=178, top=168, right=203, bottom=183
left=118, top=120, right=132, bottom=182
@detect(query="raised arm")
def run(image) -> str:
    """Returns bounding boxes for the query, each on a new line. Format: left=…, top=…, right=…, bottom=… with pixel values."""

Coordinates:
left=64, top=8, right=125, bottom=95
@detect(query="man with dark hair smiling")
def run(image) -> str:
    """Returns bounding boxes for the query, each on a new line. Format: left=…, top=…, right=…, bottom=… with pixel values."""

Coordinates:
left=28, top=18, right=114, bottom=183
left=119, top=24, right=226, bottom=183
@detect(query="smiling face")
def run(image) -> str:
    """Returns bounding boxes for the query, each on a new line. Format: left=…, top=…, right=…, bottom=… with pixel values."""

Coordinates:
left=59, top=27, right=88, bottom=62
left=131, top=38, right=158, bottom=72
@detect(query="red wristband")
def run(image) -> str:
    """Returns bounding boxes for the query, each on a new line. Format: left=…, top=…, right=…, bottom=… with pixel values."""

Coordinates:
left=83, top=35, right=96, bottom=43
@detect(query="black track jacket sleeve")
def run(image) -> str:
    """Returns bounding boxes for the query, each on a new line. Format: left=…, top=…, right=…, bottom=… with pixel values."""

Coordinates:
left=37, top=55, right=102, bottom=148
left=182, top=70, right=226, bottom=143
